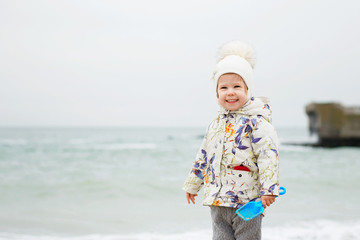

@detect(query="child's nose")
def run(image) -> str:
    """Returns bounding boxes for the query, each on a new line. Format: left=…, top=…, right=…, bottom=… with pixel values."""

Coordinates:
left=227, top=89, right=235, bottom=95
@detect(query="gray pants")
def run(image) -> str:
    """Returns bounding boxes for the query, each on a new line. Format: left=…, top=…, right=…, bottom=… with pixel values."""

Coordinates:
left=210, top=206, right=262, bottom=240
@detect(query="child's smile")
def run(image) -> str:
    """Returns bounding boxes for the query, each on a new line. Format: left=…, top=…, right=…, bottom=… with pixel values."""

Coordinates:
left=227, top=99, right=239, bottom=103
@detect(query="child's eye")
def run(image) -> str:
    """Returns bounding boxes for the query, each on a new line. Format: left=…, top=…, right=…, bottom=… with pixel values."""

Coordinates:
left=220, top=87, right=227, bottom=90
left=234, top=85, right=241, bottom=88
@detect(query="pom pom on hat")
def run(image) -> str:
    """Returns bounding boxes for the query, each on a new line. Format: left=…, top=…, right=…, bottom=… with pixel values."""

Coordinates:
left=213, top=41, right=256, bottom=100
left=216, top=40, right=256, bottom=68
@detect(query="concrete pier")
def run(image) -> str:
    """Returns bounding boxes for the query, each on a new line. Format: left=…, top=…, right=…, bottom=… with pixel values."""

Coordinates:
left=305, top=103, right=360, bottom=147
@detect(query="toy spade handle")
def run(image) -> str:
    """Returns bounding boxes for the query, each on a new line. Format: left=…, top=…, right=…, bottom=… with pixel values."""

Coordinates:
left=264, top=187, right=286, bottom=199
left=279, top=186, right=286, bottom=196
left=274, top=187, right=286, bottom=199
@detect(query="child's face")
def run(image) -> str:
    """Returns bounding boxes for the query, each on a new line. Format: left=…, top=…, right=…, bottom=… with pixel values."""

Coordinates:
left=217, top=73, right=248, bottom=111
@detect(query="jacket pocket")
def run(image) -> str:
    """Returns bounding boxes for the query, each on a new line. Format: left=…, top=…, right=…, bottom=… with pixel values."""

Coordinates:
left=227, top=169, right=254, bottom=191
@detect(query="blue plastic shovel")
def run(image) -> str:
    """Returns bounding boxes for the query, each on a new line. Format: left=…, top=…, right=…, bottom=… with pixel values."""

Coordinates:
left=236, top=187, right=286, bottom=221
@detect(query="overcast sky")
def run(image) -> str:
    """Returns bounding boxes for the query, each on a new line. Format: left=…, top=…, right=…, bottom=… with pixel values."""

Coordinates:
left=1, top=0, right=359, bottom=128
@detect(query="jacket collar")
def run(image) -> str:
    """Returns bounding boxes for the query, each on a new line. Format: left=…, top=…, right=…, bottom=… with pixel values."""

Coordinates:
left=218, top=97, right=272, bottom=123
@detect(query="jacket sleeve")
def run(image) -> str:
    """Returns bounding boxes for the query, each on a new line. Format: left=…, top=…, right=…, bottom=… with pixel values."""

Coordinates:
left=250, top=117, right=280, bottom=196
left=182, top=130, right=209, bottom=195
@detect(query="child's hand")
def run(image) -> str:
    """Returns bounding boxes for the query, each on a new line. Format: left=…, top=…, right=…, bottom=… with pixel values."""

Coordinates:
left=186, top=192, right=198, bottom=204
left=261, top=195, right=276, bottom=209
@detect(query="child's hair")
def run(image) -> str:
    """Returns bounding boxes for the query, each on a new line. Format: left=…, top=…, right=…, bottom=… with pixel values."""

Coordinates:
left=213, top=41, right=256, bottom=100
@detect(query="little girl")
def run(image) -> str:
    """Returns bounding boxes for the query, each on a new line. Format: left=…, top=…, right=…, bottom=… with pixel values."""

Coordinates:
left=183, top=41, right=280, bottom=240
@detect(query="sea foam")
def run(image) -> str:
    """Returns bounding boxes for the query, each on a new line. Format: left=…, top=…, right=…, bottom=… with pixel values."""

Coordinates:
left=1, top=220, right=359, bottom=240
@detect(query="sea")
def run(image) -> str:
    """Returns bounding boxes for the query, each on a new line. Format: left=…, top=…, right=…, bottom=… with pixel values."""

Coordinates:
left=0, top=127, right=359, bottom=240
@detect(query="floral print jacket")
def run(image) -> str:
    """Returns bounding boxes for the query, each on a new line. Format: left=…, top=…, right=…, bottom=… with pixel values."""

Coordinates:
left=183, top=97, right=279, bottom=208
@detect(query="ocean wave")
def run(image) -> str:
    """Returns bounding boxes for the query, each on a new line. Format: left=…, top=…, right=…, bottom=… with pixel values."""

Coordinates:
left=68, top=139, right=92, bottom=145
left=1, top=220, right=359, bottom=240
left=0, top=139, right=27, bottom=146
left=67, top=142, right=157, bottom=151
left=279, top=144, right=312, bottom=152
left=91, top=143, right=157, bottom=150
left=263, top=219, right=360, bottom=240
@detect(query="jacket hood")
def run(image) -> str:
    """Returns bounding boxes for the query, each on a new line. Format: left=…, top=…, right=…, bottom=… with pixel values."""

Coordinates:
left=218, top=97, right=273, bottom=123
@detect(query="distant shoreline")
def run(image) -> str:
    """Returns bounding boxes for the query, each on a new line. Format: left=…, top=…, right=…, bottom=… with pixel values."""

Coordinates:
left=283, top=141, right=360, bottom=148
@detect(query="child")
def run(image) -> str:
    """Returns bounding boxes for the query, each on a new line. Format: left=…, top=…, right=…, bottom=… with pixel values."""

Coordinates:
left=183, top=41, right=279, bottom=240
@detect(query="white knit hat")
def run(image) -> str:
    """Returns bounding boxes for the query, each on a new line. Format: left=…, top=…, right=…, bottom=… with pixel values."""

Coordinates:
left=213, top=41, right=256, bottom=100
